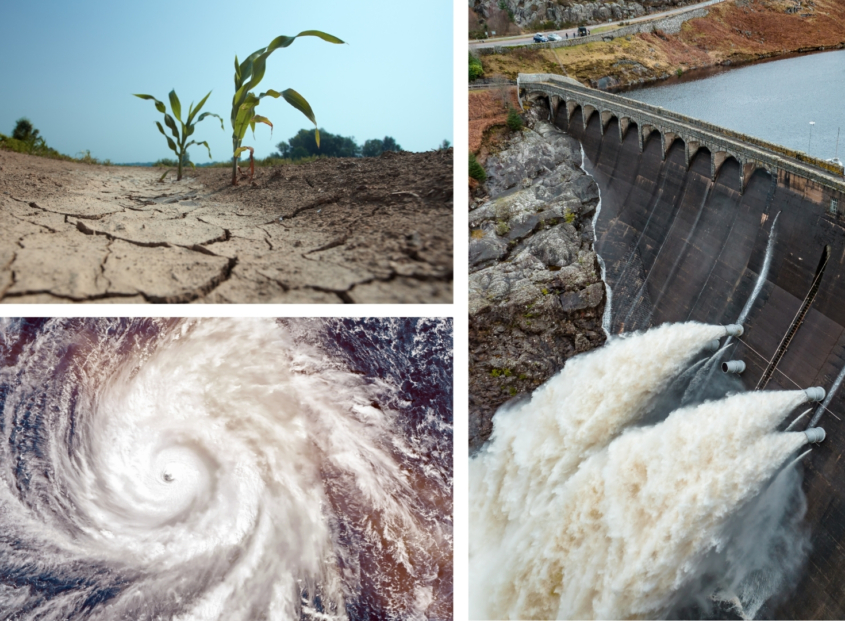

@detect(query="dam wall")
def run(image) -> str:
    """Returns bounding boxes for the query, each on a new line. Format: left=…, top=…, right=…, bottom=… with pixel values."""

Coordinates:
left=522, top=77, right=845, bottom=618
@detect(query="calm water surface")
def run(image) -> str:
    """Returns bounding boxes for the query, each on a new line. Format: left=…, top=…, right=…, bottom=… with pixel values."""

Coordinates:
left=625, top=50, right=845, bottom=161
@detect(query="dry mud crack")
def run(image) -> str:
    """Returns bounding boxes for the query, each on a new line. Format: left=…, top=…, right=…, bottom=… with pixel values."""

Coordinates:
left=0, top=149, right=453, bottom=304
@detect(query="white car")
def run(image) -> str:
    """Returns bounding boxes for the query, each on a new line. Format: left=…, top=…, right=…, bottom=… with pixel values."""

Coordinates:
left=547, top=33, right=563, bottom=41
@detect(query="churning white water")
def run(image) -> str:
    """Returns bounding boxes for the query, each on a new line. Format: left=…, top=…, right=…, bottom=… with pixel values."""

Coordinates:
left=0, top=318, right=452, bottom=621
left=470, top=322, right=816, bottom=620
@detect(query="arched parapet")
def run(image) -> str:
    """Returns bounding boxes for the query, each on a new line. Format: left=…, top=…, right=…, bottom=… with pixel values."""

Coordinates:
left=639, top=124, right=658, bottom=153
left=600, top=110, right=615, bottom=136
left=685, top=141, right=702, bottom=169
left=582, top=104, right=598, bottom=131
left=618, top=117, right=634, bottom=143
left=661, top=132, right=681, bottom=161
left=711, top=150, right=731, bottom=181
left=712, top=151, right=743, bottom=185
left=739, top=160, right=777, bottom=194
left=550, top=95, right=563, bottom=122
left=566, top=100, right=579, bottom=123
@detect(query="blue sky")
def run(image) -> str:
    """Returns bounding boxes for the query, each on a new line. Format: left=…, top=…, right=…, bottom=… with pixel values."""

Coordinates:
left=0, top=0, right=453, bottom=163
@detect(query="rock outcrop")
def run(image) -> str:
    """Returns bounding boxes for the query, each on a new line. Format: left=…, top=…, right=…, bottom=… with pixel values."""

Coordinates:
left=470, top=0, right=700, bottom=28
left=469, top=108, right=606, bottom=452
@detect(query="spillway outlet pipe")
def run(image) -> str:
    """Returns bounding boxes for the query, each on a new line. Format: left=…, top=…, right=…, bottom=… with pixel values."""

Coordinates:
left=722, top=360, right=746, bottom=374
left=804, top=387, right=826, bottom=402
left=804, top=427, right=826, bottom=443
left=704, top=339, right=721, bottom=352
left=723, top=324, right=744, bottom=337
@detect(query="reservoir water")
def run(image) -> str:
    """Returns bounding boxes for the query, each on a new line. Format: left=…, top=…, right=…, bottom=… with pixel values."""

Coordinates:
left=624, top=49, right=845, bottom=161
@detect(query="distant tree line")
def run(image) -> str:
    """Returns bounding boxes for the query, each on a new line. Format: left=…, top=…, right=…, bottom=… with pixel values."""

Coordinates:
left=272, top=129, right=450, bottom=161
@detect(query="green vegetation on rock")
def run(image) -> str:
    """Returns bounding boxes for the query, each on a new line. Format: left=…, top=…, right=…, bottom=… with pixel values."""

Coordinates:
left=469, top=153, right=487, bottom=181
left=506, top=107, right=523, bottom=131
left=469, top=52, right=485, bottom=81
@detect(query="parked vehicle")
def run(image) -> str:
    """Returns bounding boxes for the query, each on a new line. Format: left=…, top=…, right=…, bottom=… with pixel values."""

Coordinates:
left=533, top=33, right=548, bottom=43
left=547, top=33, right=562, bottom=41
left=577, top=26, right=588, bottom=36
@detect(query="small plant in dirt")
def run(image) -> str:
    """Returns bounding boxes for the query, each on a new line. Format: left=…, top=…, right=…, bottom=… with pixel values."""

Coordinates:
left=230, top=31, right=345, bottom=185
left=469, top=52, right=484, bottom=81
left=133, top=90, right=223, bottom=181
left=469, top=153, right=486, bottom=182
left=506, top=107, right=523, bottom=131
left=676, top=67, right=684, bottom=77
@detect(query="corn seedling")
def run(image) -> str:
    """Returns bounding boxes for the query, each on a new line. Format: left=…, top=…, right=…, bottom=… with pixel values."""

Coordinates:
left=134, top=90, right=223, bottom=181
left=230, top=31, right=344, bottom=186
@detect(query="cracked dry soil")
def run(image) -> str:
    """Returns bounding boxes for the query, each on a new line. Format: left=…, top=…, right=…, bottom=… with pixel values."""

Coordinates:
left=0, top=149, right=453, bottom=304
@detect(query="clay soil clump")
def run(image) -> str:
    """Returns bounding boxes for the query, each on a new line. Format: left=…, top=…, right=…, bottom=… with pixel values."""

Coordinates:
left=0, top=149, right=452, bottom=304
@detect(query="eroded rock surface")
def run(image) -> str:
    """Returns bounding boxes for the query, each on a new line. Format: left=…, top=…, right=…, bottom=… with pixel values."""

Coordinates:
left=469, top=115, right=607, bottom=452
left=0, top=149, right=453, bottom=303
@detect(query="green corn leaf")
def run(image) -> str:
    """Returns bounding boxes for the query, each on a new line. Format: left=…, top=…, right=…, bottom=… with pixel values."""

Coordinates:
left=295, top=30, right=345, bottom=44
left=188, top=91, right=212, bottom=124
left=134, top=94, right=167, bottom=114
left=186, top=139, right=213, bottom=159
left=169, top=90, right=182, bottom=122
left=163, top=114, right=181, bottom=141
left=197, top=111, right=224, bottom=130
left=281, top=88, right=318, bottom=137
left=186, top=124, right=195, bottom=138
left=187, top=102, right=194, bottom=121
left=159, top=169, right=171, bottom=182
left=259, top=89, right=281, bottom=100
left=155, top=122, right=179, bottom=155
left=234, top=55, right=241, bottom=84
left=234, top=146, right=254, bottom=158
left=252, top=115, right=272, bottom=132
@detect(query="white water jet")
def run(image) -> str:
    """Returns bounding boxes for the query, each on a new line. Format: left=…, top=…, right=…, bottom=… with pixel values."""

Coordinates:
left=581, top=143, right=613, bottom=338
left=470, top=322, right=813, bottom=620
left=736, top=212, right=780, bottom=328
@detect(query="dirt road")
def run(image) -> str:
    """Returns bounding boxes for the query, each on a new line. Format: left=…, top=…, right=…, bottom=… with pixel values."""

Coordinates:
left=0, top=150, right=453, bottom=304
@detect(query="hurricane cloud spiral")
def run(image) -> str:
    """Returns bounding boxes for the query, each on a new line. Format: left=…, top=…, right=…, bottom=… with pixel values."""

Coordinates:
left=0, top=317, right=453, bottom=620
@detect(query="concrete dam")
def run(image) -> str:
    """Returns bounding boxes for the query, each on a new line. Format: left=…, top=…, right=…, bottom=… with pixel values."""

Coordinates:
left=519, top=74, right=845, bottom=618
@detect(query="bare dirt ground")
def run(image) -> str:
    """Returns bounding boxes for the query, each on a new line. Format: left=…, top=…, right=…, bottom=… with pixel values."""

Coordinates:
left=0, top=149, right=453, bottom=304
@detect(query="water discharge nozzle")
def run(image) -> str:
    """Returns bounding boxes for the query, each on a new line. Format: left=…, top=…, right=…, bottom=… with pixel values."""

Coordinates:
left=804, top=387, right=826, bottom=402
left=804, top=427, right=826, bottom=443
left=704, top=339, right=721, bottom=352
left=723, top=324, right=744, bottom=337
left=721, top=360, right=746, bottom=374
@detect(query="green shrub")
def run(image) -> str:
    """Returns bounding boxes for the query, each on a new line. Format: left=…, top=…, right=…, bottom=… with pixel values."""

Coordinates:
left=469, top=53, right=484, bottom=81
left=469, top=153, right=487, bottom=182
left=496, top=220, right=510, bottom=236
left=506, top=107, right=523, bottom=131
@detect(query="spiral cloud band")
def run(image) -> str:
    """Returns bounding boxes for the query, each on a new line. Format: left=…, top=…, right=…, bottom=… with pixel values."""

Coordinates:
left=0, top=317, right=453, bottom=621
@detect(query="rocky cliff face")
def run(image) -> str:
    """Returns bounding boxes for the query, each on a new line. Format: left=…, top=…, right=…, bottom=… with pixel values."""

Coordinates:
left=471, top=0, right=698, bottom=28
left=469, top=107, right=606, bottom=452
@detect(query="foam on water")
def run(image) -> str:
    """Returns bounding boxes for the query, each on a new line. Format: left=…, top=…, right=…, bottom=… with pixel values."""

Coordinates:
left=470, top=322, right=812, bottom=619
left=0, top=318, right=452, bottom=621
